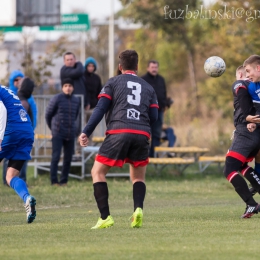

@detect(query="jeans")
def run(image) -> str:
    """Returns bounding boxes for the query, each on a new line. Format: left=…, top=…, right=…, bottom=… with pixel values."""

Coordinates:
left=149, top=111, right=164, bottom=157
left=2, top=158, right=28, bottom=185
left=162, top=127, right=176, bottom=147
left=50, top=136, right=75, bottom=184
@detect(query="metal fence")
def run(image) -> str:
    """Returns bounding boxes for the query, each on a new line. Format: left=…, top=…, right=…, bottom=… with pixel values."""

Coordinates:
left=30, top=94, right=106, bottom=180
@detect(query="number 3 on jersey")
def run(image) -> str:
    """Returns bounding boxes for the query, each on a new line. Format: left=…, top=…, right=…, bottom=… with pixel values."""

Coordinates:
left=127, top=81, right=141, bottom=106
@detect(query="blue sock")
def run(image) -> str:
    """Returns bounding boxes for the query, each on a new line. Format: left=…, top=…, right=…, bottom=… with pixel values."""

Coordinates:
left=10, top=177, right=30, bottom=203
left=255, top=163, right=260, bottom=177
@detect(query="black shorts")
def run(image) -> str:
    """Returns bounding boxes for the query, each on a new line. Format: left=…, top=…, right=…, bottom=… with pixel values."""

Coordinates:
left=96, top=133, right=149, bottom=167
left=227, top=124, right=260, bottom=163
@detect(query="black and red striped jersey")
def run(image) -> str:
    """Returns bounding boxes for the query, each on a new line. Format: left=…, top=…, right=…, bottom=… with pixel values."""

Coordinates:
left=98, top=73, right=158, bottom=137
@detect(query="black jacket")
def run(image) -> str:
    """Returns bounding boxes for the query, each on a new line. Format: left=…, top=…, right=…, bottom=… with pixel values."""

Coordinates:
left=84, top=71, right=102, bottom=109
left=45, top=93, right=80, bottom=139
left=141, top=72, right=167, bottom=111
left=60, top=62, right=88, bottom=107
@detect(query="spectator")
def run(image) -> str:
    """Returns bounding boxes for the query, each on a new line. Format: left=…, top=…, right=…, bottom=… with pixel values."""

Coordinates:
left=142, top=60, right=167, bottom=157
left=2, top=72, right=37, bottom=185
left=45, top=78, right=80, bottom=186
left=84, top=57, right=102, bottom=110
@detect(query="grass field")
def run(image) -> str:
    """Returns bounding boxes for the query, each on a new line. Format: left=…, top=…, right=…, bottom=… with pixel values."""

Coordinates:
left=0, top=165, right=259, bottom=260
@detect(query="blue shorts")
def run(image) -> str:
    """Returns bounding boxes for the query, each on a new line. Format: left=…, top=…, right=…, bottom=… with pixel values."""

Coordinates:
left=0, top=130, right=34, bottom=160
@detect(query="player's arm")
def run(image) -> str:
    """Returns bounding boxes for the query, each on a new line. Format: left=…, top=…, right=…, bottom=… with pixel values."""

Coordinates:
left=0, top=101, right=7, bottom=150
left=149, top=90, right=159, bottom=125
left=236, top=87, right=256, bottom=119
left=82, top=97, right=111, bottom=137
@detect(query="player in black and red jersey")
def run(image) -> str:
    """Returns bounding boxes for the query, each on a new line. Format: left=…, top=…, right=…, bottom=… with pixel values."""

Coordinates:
left=79, top=50, right=158, bottom=229
left=224, top=65, right=260, bottom=218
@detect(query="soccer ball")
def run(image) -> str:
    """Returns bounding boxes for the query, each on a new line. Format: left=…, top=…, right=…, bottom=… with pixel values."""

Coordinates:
left=204, top=56, right=226, bottom=77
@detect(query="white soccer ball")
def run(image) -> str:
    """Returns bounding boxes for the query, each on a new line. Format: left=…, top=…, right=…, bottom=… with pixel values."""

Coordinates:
left=204, top=56, right=226, bottom=77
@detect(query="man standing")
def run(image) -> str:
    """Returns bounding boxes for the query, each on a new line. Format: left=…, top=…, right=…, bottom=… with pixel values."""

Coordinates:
left=45, top=78, right=80, bottom=186
left=79, top=50, right=158, bottom=229
left=60, top=52, right=89, bottom=138
left=0, top=85, right=36, bottom=223
left=142, top=60, right=167, bottom=157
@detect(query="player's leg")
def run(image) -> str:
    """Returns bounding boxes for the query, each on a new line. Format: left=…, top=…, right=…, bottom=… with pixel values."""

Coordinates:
left=6, top=160, right=36, bottom=223
left=127, top=134, right=150, bottom=227
left=224, top=155, right=260, bottom=218
left=19, top=160, right=28, bottom=183
left=129, top=165, right=146, bottom=228
left=60, top=138, right=74, bottom=185
left=254, top=150, right=260, bottom=177
left=2, top=158, right=8, bottom=185
left=90, top=160, right=113, bottom=229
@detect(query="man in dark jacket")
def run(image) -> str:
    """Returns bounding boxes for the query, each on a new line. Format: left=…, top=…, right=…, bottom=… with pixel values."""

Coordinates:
left=60, top=52, right=89, bottom=136
left=45, top=78, right=80, bottom=186
left=142, top=60, right=167, bottom=157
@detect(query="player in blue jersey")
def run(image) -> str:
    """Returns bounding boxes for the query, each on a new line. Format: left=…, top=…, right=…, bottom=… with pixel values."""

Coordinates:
left=0, top=85, right=36, bottom=223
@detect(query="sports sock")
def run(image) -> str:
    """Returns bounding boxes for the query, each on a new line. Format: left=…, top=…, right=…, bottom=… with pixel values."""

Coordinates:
left=254, top=162, right=260, bottom=177
left=241, top=166, right=260, bottom=192
left=10, top=177, right=30, bottom=203
left=133, top=181, right=146, bottom=211
left=228, top=173, right=257, bottom=205
left=93, top=182, right=110, bottom=220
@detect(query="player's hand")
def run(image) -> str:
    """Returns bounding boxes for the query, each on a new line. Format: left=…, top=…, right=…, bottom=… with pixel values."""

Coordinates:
left=246, top=115, right=260, bottom=123
left=247, top=123, right=256, bottom=132
left=78, top=133, right=89, bottom=147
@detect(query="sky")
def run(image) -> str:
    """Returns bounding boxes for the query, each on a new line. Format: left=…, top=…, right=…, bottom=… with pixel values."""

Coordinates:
left=0, top=0, right=216, bottom=41
left=61, top=0, right=123, bottom=19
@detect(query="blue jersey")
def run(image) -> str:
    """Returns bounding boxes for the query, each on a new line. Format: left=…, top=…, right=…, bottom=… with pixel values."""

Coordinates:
left=248, top=82, right=260, bottom=115
left=0, top=85, right=32, bottom=134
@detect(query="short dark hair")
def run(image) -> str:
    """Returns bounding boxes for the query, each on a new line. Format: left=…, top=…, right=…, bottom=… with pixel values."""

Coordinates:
left=148, top=60, right=159, bottom=67
left=63, top=51, right=76, bottom=59
left=119, top=50, right=138, bottom=70
left=243, top=55, right=260, bottom=67
left=236, top=65, right=246, bottom=76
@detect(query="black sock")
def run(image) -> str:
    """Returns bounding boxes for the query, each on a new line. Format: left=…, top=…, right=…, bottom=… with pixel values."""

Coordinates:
left=230, top=174, right=257, bottom=205
left=242, top=167, right=260, bottom=192
left=93, top=182, right=110, bottom=220
left=133, top=182, right=146, bottom=211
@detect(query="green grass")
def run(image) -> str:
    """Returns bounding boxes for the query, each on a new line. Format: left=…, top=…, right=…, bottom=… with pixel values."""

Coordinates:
left=0, top=166, right=259, bottom=260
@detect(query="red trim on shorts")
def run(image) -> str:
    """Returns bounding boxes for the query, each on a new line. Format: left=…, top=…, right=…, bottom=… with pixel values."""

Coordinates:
left=125, top=158, right=149, bottom=167
left=106, top=129, right=150, bottom=138
left=241, top=166, right=250, bottom=176
left=235, top=86, right=247, bottom=95
left=96, top=154, right=149, bottom=167
left=227, top=171, right=238, bottom=182
left=98, top=94, right=112, bottom=100
left=150, top=104, right=159, bottom=108
left=246, top=157, right=254, bottom=163
left=96, top=154, right=124, bottom=167
left=226, top=151, right=246, bottom=163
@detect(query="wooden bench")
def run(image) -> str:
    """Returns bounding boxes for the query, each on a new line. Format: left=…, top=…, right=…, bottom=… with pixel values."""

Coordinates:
left=154, top=146, right=209, bottom=162
left=149, top=157, right=195, bottom=174
left=198, top=156, right=226, bottom=173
